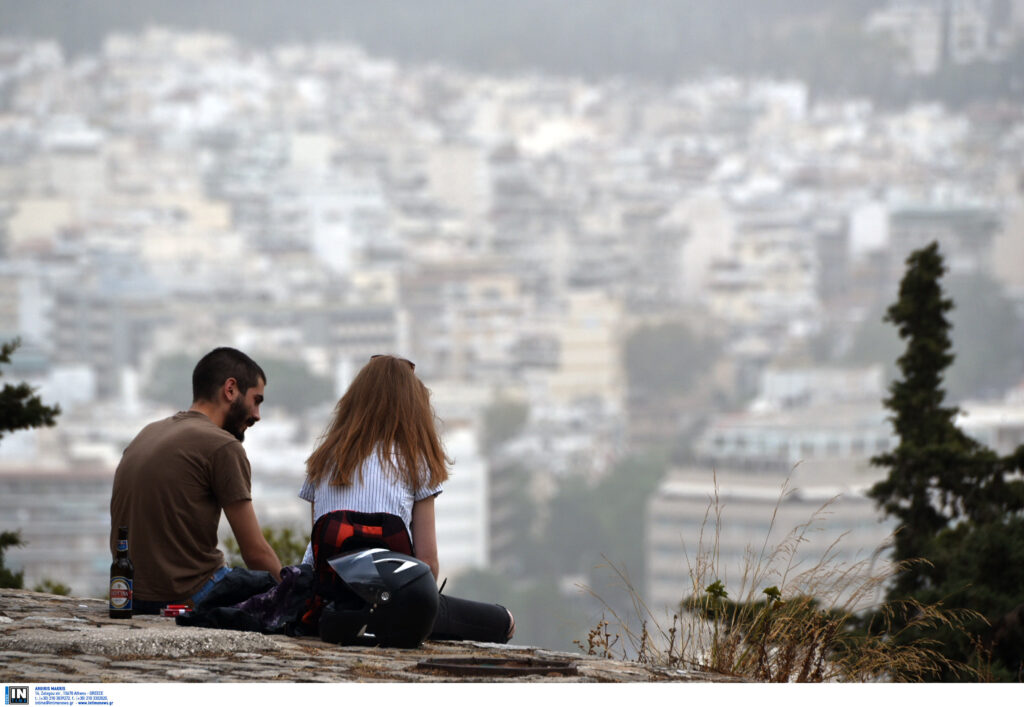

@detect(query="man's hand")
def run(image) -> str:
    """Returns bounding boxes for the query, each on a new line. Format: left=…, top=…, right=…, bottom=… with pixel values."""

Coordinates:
left=224, top=499, right=283, bottom=582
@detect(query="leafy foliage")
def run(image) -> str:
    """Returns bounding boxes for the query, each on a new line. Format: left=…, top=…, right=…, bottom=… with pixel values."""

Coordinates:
left=223, top=525, right=308, bottom=568
left=0, top=338, right=61, bottom=443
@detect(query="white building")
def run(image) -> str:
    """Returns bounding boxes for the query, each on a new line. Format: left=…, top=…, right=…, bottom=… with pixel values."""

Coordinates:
left=434, top=425, right=489, bottom=576
left=694, top=401, right=896, bottom=471
left=866, top=0, right=1021, bottom=75
left=646, top=461, right=894, bottom=614
left=704, top=210, right=821, bottom=334
left=958, top=397, right=1024, bottom=455
left=546, top=289, right=625, bottom=414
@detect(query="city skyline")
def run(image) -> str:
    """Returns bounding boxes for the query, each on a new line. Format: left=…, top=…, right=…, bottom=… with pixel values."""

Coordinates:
left=1, top=4, right=1023, bottom=651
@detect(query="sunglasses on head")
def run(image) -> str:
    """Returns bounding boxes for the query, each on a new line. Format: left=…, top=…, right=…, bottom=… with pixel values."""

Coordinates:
left=370, top=354, right=416, bottom=371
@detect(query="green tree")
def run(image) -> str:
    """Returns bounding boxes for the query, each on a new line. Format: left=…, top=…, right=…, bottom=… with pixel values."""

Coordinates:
left=0, top=530, right=25, bottom=589
left=624, top=322, right=718, bottom=399
left=869, top=242, right=1024, bottom=680
left=489, top=461, right=546, bottom=578
left=141, top=353, right=195, bottom=408
left=869, top=242, right=1024, bottom=593
left=1, top=339, right=61, bottom=591
left=0, top=338, right=60, bottom=442
left=144, top=353, right=335, bottom=415
left=481, top=397, right=529, bottom=455
left=258, top=358, right=336, bottom=416
left=546, top=451, right=668, bottom=592
left=869, top=241, right=968, bottom=593
left=919, top=517, right=1024, bottom=681
left=837, top=271, right=1024, bottom=403
left=223, top=525, right=309, bottom=568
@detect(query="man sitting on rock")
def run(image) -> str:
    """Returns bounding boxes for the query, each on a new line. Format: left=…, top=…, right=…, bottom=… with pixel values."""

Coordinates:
left=110, top=347, right=282, bottom=614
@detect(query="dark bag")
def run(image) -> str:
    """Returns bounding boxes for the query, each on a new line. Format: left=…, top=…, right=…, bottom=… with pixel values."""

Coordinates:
left=176, top=566, right=316, bottom=634
left=299, top=510, right=414, bottom=632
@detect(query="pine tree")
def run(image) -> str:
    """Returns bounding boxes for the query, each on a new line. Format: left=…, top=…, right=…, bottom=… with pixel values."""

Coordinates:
left=0, top=530, right=25, bottom=589
left=0, top=337, right=61, bottom=442
left=870, top=241, right=959, bottom=593
left=1, top=337, right=61, bottom=589
left=869, top=242, right=1024, bottom=595
left=869, top=242, right=1024, bottom=679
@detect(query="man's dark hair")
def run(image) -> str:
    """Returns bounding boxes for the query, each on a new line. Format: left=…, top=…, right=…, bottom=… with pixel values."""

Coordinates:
left=192, top=348, right=267, bottom=403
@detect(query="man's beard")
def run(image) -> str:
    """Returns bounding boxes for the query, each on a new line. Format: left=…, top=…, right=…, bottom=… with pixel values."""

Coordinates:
left=222, top=396, right=254, bottom=442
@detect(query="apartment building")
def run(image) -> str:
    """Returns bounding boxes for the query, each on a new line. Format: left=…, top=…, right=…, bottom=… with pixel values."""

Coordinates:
left=646, top=462, right=893, bottom=612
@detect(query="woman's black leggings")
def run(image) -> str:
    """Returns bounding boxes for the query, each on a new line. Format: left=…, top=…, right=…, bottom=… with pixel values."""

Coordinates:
left=430, top=594, right=512, bottom=643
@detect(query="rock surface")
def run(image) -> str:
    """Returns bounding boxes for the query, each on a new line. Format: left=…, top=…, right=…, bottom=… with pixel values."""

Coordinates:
left=0, top=589, right=734, bottom=683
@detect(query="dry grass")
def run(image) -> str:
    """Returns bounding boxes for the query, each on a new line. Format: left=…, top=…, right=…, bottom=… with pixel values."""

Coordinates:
left=577, top=474, right=984, bottom=682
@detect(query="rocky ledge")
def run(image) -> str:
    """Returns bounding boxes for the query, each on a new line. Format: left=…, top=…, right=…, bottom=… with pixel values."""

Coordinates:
left=0, top=589, right=734, bottom=683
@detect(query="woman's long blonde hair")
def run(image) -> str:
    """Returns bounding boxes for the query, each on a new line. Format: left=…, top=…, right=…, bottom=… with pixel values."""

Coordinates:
left=305, top=355, right=450, bottom=492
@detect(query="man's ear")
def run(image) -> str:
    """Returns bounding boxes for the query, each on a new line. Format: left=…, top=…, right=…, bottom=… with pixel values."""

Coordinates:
left=222, top=377, right=239, bottom=402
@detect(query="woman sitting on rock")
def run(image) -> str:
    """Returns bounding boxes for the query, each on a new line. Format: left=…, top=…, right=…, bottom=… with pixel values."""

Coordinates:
left=298, top=354, right=514, bottom=644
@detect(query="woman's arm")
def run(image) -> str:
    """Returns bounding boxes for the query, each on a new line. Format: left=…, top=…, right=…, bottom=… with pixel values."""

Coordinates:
left=299, top=501, right=315, bottom=567
left=410, top=495, right=439, bottom=580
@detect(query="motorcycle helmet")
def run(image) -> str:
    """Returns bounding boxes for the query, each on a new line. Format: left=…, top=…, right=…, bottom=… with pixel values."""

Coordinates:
left=318, top=547, right=439, bottom=648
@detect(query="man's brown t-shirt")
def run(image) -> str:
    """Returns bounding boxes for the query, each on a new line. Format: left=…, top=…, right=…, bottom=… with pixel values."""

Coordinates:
left=110, top=411, right=252, bottom=601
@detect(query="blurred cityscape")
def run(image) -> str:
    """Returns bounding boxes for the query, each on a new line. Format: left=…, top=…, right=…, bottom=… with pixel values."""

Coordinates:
left=1, top=2, right=1024, bottom=650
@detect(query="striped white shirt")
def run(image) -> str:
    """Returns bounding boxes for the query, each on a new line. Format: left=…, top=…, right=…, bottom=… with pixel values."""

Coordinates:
left=298, top=449, right=443, bottom=565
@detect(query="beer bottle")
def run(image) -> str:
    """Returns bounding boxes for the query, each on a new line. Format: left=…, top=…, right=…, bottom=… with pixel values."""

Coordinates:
left=109, top=526, right=134, bottom=618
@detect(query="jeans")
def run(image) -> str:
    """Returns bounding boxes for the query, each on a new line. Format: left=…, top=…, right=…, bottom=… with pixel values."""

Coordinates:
left=190, top=566, right=233, bottom=606
left=131, top=566, right=235, bottom=615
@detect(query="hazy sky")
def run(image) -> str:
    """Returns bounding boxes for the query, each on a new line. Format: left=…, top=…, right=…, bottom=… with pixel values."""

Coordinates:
left=0, top=1, right=885, bottom=80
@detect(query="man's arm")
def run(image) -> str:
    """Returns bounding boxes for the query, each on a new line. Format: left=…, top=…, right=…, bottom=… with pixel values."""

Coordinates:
left=410, top=496, right=439, bottom=580
left=223, top=499, right=283, bottom=582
